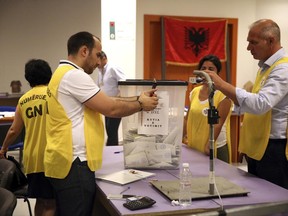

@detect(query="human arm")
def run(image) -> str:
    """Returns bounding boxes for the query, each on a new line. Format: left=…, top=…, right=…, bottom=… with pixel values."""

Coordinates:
left=0, top=106, right=24, bottom=158
left=234, top=66, right=288, bottom=114
left=61, top=69, right=158, bottom=118
left=182, top=107, right=189, bottom=144
left=207, top=63, right=288, bottom=114
left=204, top=70, right=239, bottom=105
left=183, top=90, right=194, bottom=145
left=84, top=89, right=158, bottom=118
left=204, top=97, right=232, bottom=155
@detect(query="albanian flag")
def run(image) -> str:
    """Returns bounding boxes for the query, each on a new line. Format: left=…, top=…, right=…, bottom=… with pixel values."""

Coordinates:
left=164, top=17, right=227, bottom=66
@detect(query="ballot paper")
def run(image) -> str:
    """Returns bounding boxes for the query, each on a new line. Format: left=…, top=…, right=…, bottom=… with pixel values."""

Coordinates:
left=0, top=111, right=15, bottom=118
left=96, top=169, right=155, bottom=185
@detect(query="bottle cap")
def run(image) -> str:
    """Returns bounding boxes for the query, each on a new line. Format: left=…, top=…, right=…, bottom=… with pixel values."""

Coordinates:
left=182, top=163, right=189, bottom=168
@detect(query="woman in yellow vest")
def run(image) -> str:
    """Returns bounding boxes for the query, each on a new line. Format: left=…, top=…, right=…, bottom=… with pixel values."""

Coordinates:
left=183, top=55, right=232, bottom=163
left=0, top=59, right=56, bottom=216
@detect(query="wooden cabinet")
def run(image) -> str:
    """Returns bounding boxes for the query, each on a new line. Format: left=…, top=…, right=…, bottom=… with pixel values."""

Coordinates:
left=230, top=114, right=243, bottom=163
left=0, top=95, right=22, bottom=107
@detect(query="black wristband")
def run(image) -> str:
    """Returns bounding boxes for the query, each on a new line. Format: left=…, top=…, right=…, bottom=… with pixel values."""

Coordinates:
left=137, top=96, right=143, bottom=111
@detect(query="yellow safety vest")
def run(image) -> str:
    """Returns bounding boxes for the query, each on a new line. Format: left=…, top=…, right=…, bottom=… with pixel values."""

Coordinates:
left=44, top=64, right=104, bottom=179
left=19, top=86, right=48, bottom=174
left=239, top=57, right=288, bottom=160
left=187, top=87, right=232, bottom=162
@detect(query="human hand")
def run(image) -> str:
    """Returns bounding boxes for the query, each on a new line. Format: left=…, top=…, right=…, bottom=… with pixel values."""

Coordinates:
left=144, top=89, right=157, bottom=97
left=238, top=152, right=246, bottom=163
left=0, top=149, right=7, bottom=159
left=182, top=135, right=188, bottom=144
left=204, top=70, right=225, bottom=90
left=204, top=143, right=210, bottom=156
left=138, top=89, right=158, bottom=111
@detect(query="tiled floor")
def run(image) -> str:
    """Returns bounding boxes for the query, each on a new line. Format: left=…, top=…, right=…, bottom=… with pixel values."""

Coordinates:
left=13, top=198, right=36, bottom=216
left=9, top=151, right=247, bottom=216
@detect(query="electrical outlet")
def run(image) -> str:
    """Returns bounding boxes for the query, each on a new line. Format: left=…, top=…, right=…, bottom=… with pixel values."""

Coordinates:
left=189, top=77, right=197, bottom=84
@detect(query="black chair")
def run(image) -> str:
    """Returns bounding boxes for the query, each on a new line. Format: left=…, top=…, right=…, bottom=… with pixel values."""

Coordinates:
left=0, top=158, right=32, bottom=216
left=0, top=106, right=24, bottom=167
left=0, top=123, right=24, bottom=168
left=0, top=187, right=17, bottom=216
left=0, top=157, right=15, bottom=189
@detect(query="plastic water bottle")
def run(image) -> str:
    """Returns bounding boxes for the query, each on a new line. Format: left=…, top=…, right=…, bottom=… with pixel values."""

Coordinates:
left=179, top=163, right=192, bottom=207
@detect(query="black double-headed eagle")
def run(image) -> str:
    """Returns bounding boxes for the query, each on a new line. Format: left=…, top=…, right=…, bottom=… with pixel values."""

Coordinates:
left=185, top=27, right=209, bottom=56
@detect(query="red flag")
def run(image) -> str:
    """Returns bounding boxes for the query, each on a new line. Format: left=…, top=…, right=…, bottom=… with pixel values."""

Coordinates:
left=164, top=18, right=227, bottom=66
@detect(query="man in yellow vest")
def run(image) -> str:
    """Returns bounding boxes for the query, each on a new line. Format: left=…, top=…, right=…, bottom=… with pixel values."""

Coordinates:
left=44, top=31, right=158, bottom=216
left=205, top=19, right=288, bottom=189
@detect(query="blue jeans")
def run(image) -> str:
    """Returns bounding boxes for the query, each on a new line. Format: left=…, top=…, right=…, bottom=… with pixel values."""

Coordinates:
left=49, top=158, right=96, bottom=216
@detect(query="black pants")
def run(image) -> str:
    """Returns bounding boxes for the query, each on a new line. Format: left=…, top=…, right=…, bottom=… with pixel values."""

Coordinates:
left=217, top=144, right=229, bottom=163
left=105, top=116, right=121, bottom=146
left=246, top=139, right=288, bottom=189
left=49, top=158, right=96, bottom=216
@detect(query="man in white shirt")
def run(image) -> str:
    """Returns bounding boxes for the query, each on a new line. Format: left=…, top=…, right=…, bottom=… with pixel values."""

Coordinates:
left=97, top=51, right=126, bottom=146
left=205, top=19, right=288, bottom=189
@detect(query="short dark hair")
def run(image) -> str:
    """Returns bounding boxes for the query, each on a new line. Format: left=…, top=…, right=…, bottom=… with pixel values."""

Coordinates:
left=67, top=31, right=100, bottom=55
left=97, top=51, right=107, bottom=59
left=198, top=54, right=222, bottom=74
left=25, top=59, right=52, bottom=87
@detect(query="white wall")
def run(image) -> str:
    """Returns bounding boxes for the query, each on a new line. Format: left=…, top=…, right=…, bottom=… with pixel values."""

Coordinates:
left=136, top=0, right=257, bottom=88
left=256, top=0, right=288, bottom=57
left=0, top=0, right=101, bottom=93
left=99, top=0, right=136, bottom=80
left=136, top=0, right=288, bottom=88
left=0, top=0, right=288, bottom=93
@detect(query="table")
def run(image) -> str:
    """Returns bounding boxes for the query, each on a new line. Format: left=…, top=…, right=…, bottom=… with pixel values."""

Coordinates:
left=0, top=117, right=14, bottom=124
left=0, top=118, right=24, bottom=165
left=0, top=94, right=22, bottom=107
left=93, top=145, right=288, bottom=216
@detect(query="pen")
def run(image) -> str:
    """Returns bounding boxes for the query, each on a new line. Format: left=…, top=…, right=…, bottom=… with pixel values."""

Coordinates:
left=149, top=78, right=157, bottom=98
left=107, top=194, right=136, bottom=200
left=120, top=186, right=130, bottom=194
left=114, top=150, right=123, bottom=154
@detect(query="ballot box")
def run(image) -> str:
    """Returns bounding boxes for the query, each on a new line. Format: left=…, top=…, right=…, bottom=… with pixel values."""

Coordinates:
left=118, top=80, right=188, bottom=169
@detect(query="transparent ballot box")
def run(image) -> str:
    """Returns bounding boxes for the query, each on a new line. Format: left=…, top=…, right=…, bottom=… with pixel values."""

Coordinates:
left=118, top=80, right=188, bottom=169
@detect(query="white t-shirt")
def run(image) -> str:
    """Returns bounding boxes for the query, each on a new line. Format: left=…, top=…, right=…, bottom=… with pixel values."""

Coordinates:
left=57, top=61, right=100, bottom=161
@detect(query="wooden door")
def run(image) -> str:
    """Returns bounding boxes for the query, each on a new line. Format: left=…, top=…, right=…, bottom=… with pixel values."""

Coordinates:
left=143, top=15, right=238, bottom=107
left=143, top=15, right=240, bottom=163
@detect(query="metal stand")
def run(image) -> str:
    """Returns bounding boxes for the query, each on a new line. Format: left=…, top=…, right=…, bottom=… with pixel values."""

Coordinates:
left=193, top=70, right=219, bottom=195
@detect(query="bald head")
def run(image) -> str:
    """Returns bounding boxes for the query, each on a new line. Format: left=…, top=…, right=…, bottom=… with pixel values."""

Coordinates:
left=247, top=19, right=282, bottom=61
left=249, top=19, right=281, bottom=43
